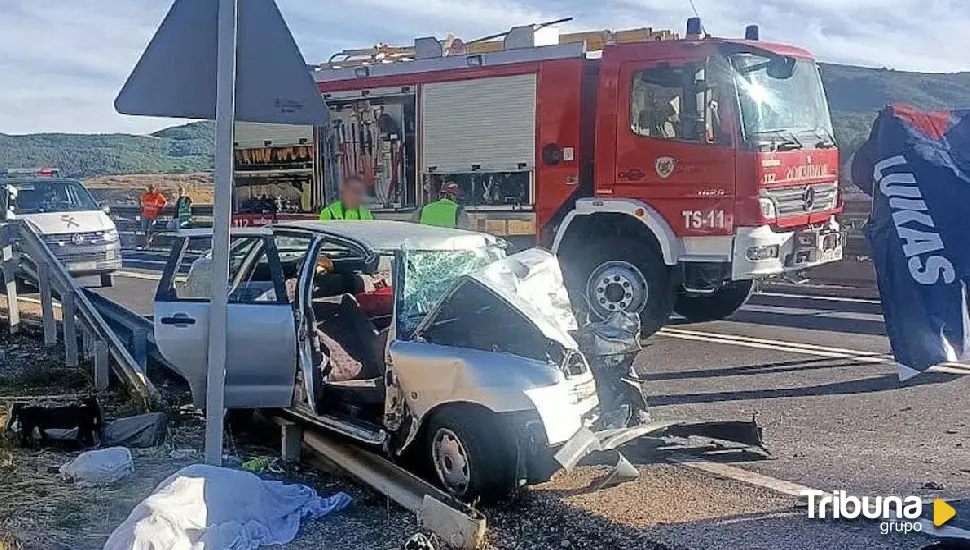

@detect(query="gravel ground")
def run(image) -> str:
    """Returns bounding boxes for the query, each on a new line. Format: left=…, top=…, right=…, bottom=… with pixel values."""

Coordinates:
left=0, top=303, right=932, bottom=550
left=0, top=312, right=425, bottom=550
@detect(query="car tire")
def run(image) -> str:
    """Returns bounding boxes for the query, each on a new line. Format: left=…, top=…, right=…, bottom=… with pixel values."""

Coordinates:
left=565, top=238, right=673, bottom=338
left=100, top=273, right=115, bottom=288
left=425, top=407, right=516, bottom=503
left=674, top=280, right=753, bottom=322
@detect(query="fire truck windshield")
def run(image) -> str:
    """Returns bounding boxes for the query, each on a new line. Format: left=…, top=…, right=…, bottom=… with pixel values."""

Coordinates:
left=730, top=53, right=834, bottom=149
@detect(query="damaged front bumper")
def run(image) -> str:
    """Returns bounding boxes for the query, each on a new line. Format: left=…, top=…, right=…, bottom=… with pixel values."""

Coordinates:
left=553, top=419, right=766, bottom=474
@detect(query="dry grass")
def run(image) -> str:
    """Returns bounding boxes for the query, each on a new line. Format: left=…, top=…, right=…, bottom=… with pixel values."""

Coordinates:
left=0, top=444, right=202, bottom=549
left=84, top=173, right=214, bottom=206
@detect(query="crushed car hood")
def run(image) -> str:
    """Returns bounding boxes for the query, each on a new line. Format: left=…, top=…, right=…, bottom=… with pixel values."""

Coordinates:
left=468, top=248, right=579, bottom=350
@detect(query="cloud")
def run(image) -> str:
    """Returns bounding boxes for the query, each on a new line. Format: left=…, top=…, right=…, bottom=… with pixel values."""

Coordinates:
left=0, top=0, right=966, bottom=135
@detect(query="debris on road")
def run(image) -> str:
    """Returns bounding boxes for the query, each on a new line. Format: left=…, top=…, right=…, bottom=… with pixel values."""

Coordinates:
left=102, top=412, right=168, bottom=448
left=59, top=447, right=134, bottom=486
left=403, top=533, right=436, bottom=550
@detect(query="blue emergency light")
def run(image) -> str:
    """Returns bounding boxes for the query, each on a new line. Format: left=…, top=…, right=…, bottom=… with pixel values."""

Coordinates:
left=686, top=17, right=702, bottom=37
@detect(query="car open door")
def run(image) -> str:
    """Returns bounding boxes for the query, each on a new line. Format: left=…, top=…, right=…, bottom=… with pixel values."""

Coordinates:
left=153, top=229, right=297, bottom=408
left=293, top=232, right=377, bottom=414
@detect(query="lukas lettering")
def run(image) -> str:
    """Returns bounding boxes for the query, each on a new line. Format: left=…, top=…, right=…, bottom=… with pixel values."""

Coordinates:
left=873, top=155, right=956, bottom=285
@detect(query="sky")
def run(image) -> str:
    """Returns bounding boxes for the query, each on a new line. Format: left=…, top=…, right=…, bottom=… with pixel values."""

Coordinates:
left=0, top=0, right=967, bottom=136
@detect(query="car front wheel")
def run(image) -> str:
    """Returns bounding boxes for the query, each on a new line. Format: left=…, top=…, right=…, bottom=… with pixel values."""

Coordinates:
left=426, top=407, right=516, bottom=503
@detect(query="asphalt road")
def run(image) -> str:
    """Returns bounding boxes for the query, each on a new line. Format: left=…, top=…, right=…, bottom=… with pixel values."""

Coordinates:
left=74, top=252, right=969, bottom=549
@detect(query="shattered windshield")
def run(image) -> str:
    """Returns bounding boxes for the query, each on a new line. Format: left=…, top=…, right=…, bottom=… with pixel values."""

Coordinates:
left=730, top=53, right=834, bottom=148
left=399, top=246, right=505, bottom=336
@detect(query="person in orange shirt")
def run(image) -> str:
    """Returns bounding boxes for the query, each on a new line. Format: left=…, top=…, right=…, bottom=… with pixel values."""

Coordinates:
left=139, top=185, right=168, bottom=249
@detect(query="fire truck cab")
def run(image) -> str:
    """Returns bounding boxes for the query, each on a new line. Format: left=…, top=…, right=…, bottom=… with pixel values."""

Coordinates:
left=236, top=17, right=843, bottom=336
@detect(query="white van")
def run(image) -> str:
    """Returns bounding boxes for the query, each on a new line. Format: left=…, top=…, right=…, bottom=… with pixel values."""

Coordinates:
left=2, top=168, right=122, bottom=287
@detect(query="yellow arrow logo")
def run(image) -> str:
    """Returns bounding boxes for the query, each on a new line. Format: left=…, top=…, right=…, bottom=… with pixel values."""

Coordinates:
left=935, top=499, right=956, bottom=527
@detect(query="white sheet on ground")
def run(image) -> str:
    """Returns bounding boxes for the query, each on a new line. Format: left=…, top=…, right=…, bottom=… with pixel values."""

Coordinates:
left=104, top=464, right=352, bottom=550
left=60, top=447, right=134, bottom=486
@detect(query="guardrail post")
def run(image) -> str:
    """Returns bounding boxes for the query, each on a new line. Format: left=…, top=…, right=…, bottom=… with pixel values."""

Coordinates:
left=279, top=419, right=303, bottom=463
left=37, top=260, right=56, bottom=346
left=1, top=224, right=19, bottom=333
left=82, top=329, right=94, bottom=359
left=94, top=339, right=110, bottom=391
left=131, top=327, right=149, bottom=373
left=62, top=293, right=79, bottom=367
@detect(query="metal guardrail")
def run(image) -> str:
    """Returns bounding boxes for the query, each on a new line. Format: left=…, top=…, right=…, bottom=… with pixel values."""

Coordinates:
left=81, top=289, right=181, bottom=377
left=4, top=222, right=486, bottom=546
left=0, top=220, right=158, bottom=403
left=110, top=204, right=215, bottom=218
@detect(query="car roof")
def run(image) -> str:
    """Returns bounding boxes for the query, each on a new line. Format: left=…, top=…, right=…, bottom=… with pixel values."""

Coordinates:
left=276, top=220, right=498, bottom=252
left=176, top=226, right=273, bottom=238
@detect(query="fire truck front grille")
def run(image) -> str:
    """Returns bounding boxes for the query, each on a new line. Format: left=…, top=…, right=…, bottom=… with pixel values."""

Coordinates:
left=767, top=182, right=839, bottom=217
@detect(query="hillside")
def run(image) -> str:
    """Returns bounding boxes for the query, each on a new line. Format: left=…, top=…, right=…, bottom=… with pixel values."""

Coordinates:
left=821, top=63, right=970, bottom=157
left=1, top=63, right=968, bottom=180
left=0, top=122, right=213, bottom=178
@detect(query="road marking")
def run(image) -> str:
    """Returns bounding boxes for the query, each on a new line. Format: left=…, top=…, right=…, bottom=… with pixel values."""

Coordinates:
left=116, top=270, right=162, bottom=280
left=658, top=326, right=970, bottom=373
left=667, top=452, right=816, bottom=498
left=757, top=291, right=882, bottom=305
left=659, top=327, right=889, bottom=361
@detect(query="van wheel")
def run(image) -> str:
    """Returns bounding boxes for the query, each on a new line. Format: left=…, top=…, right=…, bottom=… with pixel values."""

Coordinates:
left=674, top=280, right=753, bottom=322
left=566, top=238, right=673, bottom=338
left=426, top=407, right=515, bottom=503
left=100, top=273, right=114, bottom=288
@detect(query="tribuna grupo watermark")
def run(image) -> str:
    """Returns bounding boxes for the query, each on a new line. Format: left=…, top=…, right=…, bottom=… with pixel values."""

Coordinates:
left=801, top=490, right=956, bottom=535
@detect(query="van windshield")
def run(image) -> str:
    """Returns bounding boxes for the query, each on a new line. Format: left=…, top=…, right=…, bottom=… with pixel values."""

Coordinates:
left=10, top=179, right=100, bottom=214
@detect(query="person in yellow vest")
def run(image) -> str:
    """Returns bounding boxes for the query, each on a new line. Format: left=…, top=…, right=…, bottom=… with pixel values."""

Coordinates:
left=416, top=182, right=467, bottom=229
left=319, top=175, right=374, bottom=221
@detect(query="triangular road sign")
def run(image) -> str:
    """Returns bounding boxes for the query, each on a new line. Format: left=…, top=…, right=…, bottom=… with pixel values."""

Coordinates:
left=115, top=0, right=327, bottom=125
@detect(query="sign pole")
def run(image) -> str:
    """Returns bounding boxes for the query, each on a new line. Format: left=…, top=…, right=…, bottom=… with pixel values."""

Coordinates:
left=204, top=0, right=238, bottom=466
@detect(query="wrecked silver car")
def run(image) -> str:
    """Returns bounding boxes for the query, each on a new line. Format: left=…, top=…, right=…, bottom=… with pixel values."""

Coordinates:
left=154, top=221, right=761, bottom=501
left=154, top=221, right=763, bottom=501
left=155, top=221, right=606, bottom=500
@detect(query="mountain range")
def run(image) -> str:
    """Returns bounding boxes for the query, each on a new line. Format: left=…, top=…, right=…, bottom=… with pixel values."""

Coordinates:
left=1, top=62, right=969, bottom=179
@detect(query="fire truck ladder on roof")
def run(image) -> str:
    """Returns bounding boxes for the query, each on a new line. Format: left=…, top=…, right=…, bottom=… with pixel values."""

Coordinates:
left=314, top=19, right=678, bottom=71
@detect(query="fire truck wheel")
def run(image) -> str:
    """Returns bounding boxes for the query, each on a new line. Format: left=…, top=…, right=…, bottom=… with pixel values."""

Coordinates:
left=674, top=280, right=754, bottom=322
left=569, top=238, right=674, bottom=337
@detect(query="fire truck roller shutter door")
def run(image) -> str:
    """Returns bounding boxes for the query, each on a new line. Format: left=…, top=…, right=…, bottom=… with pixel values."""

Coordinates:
left=421, top=74, right=537, bottom=174
left=234, top=122, right=313, bottom=148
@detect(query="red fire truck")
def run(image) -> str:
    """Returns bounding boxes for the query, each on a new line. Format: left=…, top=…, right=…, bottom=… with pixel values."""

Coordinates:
left=232, top=17, right=843, bottom=336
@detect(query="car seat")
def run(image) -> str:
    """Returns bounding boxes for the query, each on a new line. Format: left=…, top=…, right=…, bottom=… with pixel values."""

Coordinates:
left=313, top=294, right=386, bottom=406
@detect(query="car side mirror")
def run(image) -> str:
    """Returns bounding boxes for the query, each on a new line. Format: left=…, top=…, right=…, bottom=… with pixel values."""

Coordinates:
left=102, top=204, right=111, bottom=214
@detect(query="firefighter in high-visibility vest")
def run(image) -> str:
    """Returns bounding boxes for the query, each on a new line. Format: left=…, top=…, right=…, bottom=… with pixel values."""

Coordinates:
left=319, top=175, right=375, bottom=221
left=416, top=182, right=467, bottom=229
